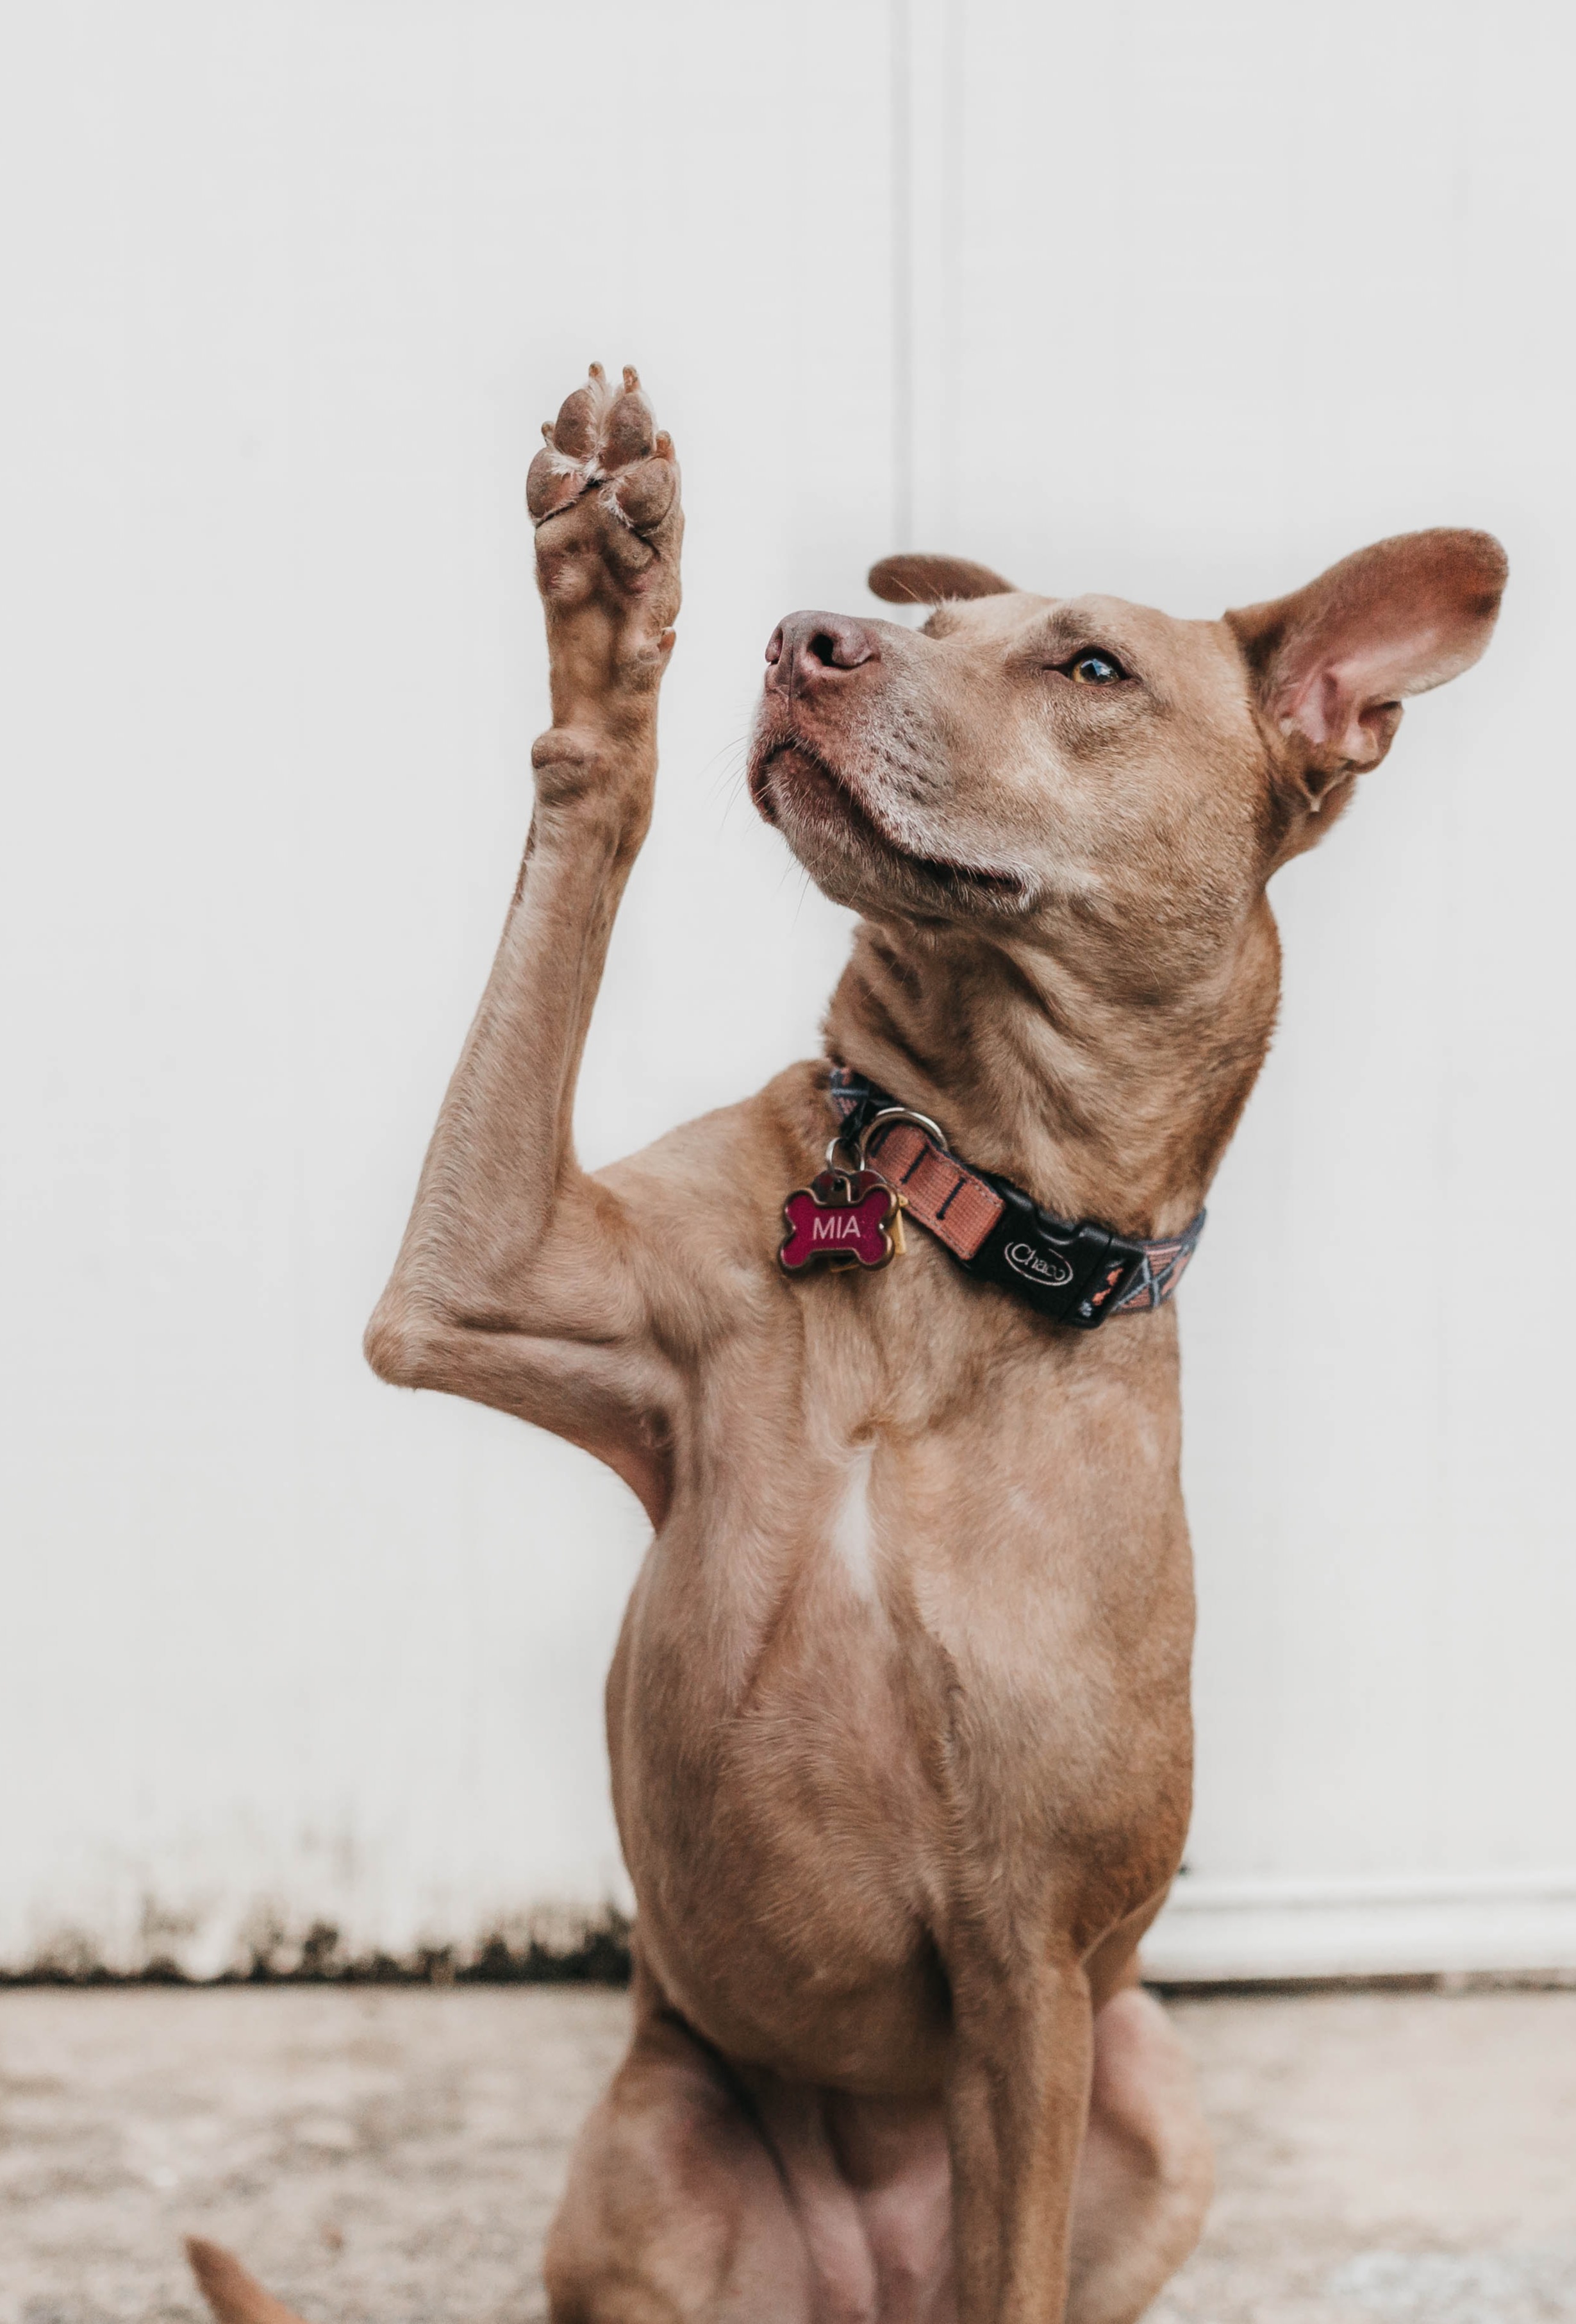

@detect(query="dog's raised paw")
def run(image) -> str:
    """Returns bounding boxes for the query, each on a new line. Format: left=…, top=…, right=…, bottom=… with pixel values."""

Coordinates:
left=527, top=362, right=679, bottom=540
left=526, top=363, right=682, bottom=639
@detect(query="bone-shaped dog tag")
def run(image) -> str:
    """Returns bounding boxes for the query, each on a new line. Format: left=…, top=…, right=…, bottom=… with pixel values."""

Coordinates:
left=779, top=1169, right=900, bottom=1275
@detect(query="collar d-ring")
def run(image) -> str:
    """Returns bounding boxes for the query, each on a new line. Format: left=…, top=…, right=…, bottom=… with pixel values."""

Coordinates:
left=855, top=1105, right=949, bottom=1170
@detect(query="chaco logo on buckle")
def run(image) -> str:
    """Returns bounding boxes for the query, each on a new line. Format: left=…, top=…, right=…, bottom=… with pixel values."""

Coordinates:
left=1002, top=1239, right=1075, bottom=1291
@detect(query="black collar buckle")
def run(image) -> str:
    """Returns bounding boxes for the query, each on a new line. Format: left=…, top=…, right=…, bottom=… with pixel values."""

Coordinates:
left=966, top=1174, right=1149, bottom=1330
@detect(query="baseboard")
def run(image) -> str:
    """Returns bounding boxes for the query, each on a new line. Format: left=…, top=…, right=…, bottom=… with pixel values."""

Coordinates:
left=1142, top=1868, right=1576, bottom=1984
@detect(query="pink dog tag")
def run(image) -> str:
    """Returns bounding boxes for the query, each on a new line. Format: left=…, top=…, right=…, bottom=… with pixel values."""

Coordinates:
left=779, top=1170, right=900, bottom=1275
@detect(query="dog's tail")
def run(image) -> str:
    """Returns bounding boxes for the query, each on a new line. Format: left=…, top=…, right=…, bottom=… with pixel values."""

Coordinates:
left=185, top=2238, right=313, bottom=2324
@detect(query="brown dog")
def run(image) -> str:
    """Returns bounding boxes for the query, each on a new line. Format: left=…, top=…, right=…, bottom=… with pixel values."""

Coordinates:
left=190, top=367, right=1504, bottom=2324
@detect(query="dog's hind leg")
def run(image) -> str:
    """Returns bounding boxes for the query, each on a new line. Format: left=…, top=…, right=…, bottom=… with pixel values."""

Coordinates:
left=544, top=1977, right=813, bottom=2324
left=1065, top=1978, right=1213, bottom=2324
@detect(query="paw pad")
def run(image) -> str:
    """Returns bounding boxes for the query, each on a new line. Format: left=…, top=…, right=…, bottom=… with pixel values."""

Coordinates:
left=527, top=362, right=678, bottom=536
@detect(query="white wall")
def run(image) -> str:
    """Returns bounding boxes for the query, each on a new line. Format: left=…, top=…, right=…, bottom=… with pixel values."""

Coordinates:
left=3, top=0, right=1572, bottom=1980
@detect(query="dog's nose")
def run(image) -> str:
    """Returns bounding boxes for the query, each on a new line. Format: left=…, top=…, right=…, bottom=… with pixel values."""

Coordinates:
left=764, top=611, right=881, bottom=691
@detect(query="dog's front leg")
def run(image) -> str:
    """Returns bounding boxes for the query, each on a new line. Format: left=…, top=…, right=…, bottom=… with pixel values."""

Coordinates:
left=946, top=1955, right=1094, bottom=2324
left=366, top=367, right=684, bottom=1519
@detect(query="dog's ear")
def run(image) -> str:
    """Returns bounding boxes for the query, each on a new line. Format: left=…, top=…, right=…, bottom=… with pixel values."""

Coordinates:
left=1227, top=529, right=1506, bottom=824
left=868, top=554, right=1016, bottom=605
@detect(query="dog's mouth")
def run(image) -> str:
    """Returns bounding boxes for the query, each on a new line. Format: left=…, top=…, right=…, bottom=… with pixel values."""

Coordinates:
left=748, top=740, right=1027, bottom=909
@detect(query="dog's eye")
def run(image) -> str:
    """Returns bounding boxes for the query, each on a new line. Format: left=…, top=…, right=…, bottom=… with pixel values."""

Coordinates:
left=1068, top=649, right=1125, bottom=685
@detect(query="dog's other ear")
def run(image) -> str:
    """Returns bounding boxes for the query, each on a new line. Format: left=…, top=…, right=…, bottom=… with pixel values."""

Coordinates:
left=868, top=554, right=1016, bottom=605
left=1227, top=529, right=1506, bottom=824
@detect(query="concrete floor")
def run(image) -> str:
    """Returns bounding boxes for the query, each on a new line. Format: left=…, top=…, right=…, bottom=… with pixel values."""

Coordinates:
left=1, top=1986, right=1573, bottom=2324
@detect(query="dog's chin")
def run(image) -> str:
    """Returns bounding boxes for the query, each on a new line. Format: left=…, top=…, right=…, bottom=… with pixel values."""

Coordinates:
left=747, top=741, right=1030, bottom=918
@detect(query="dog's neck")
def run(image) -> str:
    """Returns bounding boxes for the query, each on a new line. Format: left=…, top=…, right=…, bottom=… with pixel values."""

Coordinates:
left=822, top=904, right=1282, bottom=1241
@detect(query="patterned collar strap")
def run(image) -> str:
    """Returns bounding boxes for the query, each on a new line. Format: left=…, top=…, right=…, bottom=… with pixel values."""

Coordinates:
left=829, top=1067, right=1205, bottom=1331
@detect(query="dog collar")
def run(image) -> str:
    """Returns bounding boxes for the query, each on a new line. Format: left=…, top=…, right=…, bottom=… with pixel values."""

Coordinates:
left=826, top=1066, right=1204, bottom=1329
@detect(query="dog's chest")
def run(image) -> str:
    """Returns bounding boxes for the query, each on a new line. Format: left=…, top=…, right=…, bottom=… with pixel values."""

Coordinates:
left=610, top=1281, right=1193, bottom=2080
left=620, top=1258, right=1190, bottom=1855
